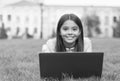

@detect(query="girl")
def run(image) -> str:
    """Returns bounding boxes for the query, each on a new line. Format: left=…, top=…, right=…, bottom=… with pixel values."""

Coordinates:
left=42, top=13, right=92, bottom=52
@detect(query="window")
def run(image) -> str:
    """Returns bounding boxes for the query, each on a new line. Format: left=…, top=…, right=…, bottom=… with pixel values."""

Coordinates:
left=8, top=14, right=11, bottom=21
left=26, top=16, right=29, bottom=23
left=104, top=16, right=109, bottom=25
left=0, top=15, right=2, bottom=21
left=16, top=16, right=20, bottom=23
left=113, top=16, right=117, bottom=23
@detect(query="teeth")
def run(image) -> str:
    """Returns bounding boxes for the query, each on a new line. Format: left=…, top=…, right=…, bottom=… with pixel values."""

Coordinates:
left=67, top=37, right=73, bottom=38
left=67, top=38, right=73, bottom=39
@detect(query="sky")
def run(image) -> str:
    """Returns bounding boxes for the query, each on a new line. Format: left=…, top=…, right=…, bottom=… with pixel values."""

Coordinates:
left=0, top=0, right=120, bottom=7
left=0, top=0, right=21, bottom=7
left=44, top=0, right=120, bottom=7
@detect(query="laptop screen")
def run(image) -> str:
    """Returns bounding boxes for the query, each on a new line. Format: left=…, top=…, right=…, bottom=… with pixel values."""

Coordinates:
left=39, top=52, right=104, bottom=79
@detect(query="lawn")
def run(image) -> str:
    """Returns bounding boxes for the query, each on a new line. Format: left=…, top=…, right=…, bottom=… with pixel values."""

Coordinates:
left=0, top=38, right=120, bottom=81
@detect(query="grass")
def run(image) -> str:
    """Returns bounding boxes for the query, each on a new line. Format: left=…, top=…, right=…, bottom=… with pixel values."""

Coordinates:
left=0, top=38, right=120, bottom=81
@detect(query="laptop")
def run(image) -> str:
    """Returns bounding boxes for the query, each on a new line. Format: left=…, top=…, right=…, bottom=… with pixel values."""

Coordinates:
left=39, top=52, right=104, bottom=80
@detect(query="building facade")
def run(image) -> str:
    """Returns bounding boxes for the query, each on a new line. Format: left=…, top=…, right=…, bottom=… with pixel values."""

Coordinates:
left=0, top=1, right=120, bottom=39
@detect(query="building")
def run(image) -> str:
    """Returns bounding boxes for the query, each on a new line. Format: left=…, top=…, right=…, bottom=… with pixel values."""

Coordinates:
left=0, top=0, right=120, bottom=39
left=0, top=0, right=41, bottom=39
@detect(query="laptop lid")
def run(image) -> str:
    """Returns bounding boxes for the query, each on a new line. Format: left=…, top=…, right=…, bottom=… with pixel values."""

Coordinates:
left=39, top=52, right=104, bottom=79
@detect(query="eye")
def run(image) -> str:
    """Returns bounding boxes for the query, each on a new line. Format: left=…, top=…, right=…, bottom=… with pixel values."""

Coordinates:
left=62, top=26, right=68, bottom=31
left=72, top=26, right=78, bottom=31
left=73, top=28, right=77, bottom=31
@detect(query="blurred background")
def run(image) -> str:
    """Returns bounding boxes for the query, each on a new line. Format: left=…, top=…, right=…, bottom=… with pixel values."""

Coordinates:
left=0, top=0, right=120, bottom=81
left=0, top=0, right=120, bottom=39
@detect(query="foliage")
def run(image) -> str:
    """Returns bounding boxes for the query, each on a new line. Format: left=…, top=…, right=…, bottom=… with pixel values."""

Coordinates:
left=0, top=23, right=8, bottom=39
left=85, top=14, right=100, bottom=28
left=84, top=15, right=101, bottom=37
left=113, top=20, right=120, bottom=37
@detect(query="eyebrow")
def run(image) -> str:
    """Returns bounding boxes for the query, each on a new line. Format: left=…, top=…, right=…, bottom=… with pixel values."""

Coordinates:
left=72, top=26, right=79, bottom=28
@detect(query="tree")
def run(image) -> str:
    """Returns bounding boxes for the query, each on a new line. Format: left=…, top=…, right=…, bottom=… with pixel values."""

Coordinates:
left=84, top=14, right=101, bottom=37
left=113, top=20, right=120, bottom=37
left=0, top=23, right=8, bottom=39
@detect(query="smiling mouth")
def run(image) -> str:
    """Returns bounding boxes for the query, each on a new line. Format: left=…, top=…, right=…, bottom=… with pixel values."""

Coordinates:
left=66, top=37, right=74, bottom=40
left=65, top=36, right=74, bottom=38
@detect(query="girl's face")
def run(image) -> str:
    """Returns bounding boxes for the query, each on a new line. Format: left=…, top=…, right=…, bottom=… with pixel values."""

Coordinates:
left=60, top=20, right=81, bottom=44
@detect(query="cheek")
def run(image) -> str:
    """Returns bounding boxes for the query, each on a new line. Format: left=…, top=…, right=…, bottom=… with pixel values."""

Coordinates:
left=74, top=31, right=81, bottom=36
left=60, top=30, right=66, bottom=36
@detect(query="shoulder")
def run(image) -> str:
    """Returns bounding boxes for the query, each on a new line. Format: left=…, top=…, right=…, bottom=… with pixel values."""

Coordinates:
left=42, top=38, right=56, bottom=52
left=46, top=37, right=56, bottom=46
left=84, top=37, right=92, bottom=52
left=84, top=37, right=91, bottom=44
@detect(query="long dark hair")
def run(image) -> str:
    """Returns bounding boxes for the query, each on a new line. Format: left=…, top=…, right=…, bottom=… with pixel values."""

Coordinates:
left=55, top=13, right=84, bottom=52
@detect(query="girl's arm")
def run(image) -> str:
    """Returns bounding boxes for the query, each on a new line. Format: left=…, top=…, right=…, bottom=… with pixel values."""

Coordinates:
left=84, top=37, right=92, bottom=52
left=41, top=44, right=50, bottom=52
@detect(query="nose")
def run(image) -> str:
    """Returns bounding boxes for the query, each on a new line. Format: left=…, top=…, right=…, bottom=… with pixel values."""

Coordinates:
left=68, top=29, right=73, bottom=35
